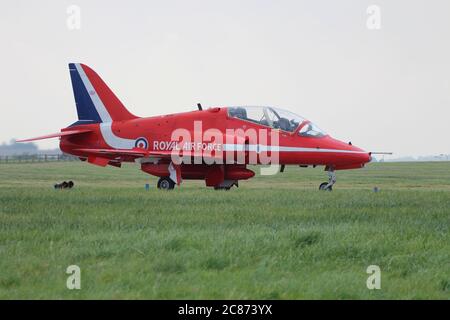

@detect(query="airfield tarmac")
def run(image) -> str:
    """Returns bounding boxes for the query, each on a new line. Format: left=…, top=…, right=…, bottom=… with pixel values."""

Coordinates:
left=0, top=161, right=449, bottom=299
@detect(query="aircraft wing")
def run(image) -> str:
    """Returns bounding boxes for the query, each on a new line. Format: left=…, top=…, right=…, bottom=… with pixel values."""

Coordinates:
left=74, top=148, right=150, bottom=158
left=74, top=148, right=223, bottom=162
left=16, top=129, right=92, bottom=142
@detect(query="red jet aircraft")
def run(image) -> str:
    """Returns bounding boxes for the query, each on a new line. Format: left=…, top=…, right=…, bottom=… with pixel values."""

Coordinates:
left=18, top=63, right=373, bottom=190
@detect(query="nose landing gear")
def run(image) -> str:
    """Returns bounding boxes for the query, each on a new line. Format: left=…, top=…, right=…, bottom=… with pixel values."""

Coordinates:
left=319, top=168, right=336, bottom=191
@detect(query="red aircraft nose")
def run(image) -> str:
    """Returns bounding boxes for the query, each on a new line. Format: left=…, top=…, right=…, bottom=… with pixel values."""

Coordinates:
left=358, top=149, right=372, bottom=164
left=325, top=138, right=371, bottom=169
left=364, top=151, right=372, bottom=163
left=347, top=144, right=371, bottom=167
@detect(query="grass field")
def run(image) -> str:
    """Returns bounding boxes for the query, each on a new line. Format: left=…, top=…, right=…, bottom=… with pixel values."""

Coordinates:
left=0, top=161, right=449, bottom=299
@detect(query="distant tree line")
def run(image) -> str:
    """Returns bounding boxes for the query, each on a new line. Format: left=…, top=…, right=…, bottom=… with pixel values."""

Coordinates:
left=0, top=139, right=60, bottom=156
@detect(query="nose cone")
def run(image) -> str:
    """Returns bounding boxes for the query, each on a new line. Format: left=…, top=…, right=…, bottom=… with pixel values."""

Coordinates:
left=353, top=145, right=371, bottom=164
left=345, top=143, right=371, bottom=168
left=326, top=138, right=371, bottom=169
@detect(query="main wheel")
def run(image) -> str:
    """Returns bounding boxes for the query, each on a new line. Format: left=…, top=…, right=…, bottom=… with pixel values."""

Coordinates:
left=319, top=182, right=332, bottom=191
left=157, top=177, right=175, bottom=190
left=214, top=186, right=231, bottom=191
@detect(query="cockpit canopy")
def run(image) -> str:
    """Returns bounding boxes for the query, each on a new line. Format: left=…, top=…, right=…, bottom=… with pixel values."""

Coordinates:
left=227, top=106, right=327, bottom=137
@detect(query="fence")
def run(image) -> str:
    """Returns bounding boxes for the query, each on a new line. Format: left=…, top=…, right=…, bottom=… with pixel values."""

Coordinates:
left=0, top=154, right=79, bottom=163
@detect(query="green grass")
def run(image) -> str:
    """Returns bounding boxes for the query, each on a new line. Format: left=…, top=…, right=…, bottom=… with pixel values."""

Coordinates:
left=0, top=161, right=449, bottom=299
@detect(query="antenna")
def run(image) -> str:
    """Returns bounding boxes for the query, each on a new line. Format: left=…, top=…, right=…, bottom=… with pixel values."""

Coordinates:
left=197, top=103, right=203, bottom=111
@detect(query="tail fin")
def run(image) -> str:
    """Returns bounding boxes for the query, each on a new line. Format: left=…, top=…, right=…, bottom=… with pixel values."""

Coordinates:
left=68, top=63, right=138, bottom=126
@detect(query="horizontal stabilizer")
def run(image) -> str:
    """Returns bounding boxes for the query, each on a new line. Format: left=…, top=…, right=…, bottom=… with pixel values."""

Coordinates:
left=16, top=129, right=92, bottom=142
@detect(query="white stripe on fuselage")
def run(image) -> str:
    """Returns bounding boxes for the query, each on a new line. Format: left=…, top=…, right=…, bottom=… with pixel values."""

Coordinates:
left=75, top=63, right=135, bottom=149
left=223, top=144, right=367, bottom=154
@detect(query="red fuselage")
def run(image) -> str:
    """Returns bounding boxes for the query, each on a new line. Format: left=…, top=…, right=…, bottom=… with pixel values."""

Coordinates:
left=60, top=107, right=370, bottom=171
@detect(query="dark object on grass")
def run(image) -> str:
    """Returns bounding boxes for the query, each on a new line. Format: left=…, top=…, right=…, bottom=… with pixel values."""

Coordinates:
left=54, top=181, right=74, bottom=189
left=373, top=186, right=379, bottom=192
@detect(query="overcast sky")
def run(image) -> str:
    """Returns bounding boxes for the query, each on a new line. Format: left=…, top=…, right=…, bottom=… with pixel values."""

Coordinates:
left=1, top=0, right=449, bottom=157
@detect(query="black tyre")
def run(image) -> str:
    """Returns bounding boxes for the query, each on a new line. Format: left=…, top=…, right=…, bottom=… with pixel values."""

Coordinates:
left=157, top=177, right=175, bottom=190
left=319, top=182, right=332, bottom=191
left=214, top=186, right=231, bottom=190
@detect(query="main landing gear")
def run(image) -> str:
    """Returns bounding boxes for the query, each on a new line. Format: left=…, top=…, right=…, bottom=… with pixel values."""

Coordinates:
left=157, top=177, right=175, bottom=190
left=214, top=186, right=231, bottom=191
left=319, top=168, right=336, bottom=191
left=213, top=180, right=238, bottom=191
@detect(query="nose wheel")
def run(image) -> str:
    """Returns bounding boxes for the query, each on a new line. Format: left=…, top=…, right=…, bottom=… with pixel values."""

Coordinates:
left=319, top=182, right=332, bottom=191
left=319, top=168, right=336, bottom=191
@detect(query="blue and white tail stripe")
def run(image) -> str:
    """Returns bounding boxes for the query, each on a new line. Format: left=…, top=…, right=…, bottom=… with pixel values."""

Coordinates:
left=72, top=63, right=112, bottom=123
left=69, top=63, right=137, bottom=149
left=69, top=63, right=102, bottom=125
